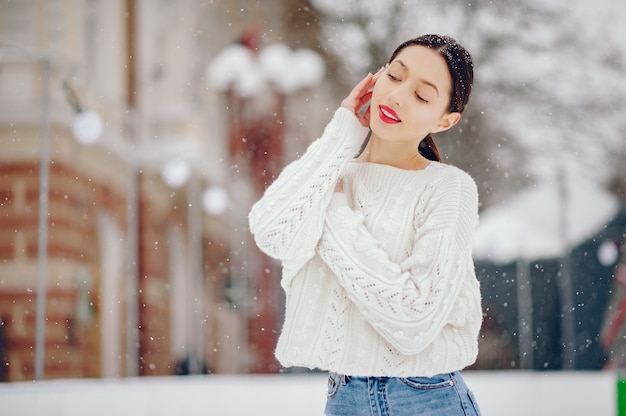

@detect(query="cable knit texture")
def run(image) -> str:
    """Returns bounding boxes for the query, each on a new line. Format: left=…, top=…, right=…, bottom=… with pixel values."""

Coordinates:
left=249, top=108, right=482, bottom=377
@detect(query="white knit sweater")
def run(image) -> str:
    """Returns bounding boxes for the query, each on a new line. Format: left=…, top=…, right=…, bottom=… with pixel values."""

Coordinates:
left=248, top=108, right=482, bottom=377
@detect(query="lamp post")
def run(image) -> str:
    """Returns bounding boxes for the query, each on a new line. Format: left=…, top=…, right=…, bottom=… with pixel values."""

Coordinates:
left=556, top=165, right=575, bottom=369
left=0, top=50, right=55, bottom=381
left=208, top=33, right=325, bottom=372
left=34, top=56, right=51, bottom=381
left=186, top=175, right=204, bottom=374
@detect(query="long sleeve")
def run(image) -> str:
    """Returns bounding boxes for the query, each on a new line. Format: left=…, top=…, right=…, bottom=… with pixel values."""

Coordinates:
left=316, top=169, right=479, bottom=355
left=248, top=108, right=369, bottom=283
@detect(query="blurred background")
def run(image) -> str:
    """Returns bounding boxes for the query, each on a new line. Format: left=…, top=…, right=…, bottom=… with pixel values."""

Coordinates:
left=0, top=0, right=625, bottom=383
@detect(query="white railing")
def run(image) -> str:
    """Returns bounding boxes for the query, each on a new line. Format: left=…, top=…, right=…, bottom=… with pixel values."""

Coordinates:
left=0, top=371, right=616, bottom=416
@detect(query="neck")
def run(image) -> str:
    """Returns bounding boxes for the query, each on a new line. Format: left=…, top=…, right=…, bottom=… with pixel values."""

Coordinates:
left=357, top=133, right=430, bottom=170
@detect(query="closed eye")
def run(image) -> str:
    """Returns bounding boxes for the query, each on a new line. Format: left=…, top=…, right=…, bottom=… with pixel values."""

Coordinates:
left=388, top=73, right=428, bottom=103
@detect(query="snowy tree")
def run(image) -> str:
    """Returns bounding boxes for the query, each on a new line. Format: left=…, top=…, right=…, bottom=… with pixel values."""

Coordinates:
left=307, top=0, right=626, bottom=209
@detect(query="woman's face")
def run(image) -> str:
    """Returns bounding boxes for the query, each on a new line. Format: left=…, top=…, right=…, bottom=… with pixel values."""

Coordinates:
left=369, top=45, right=460, bottom=143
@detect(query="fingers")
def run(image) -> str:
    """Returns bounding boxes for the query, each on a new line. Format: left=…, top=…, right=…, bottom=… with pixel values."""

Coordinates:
left=351, top=72, right=374, bottom=101
left=358, top=66, right=385, bottom=99
left=362, top=105, right=371, bottom=126
left=368, top=67, right=385, bottom=93
left=369, top=66, right=386, bottom=87
left=357, top=90, right=373, bottom=108
left=341, top=66, right=387, bottom=126
left=348, top=66, right=385, bottom=101
left=352, top=66, right=385, bottom=95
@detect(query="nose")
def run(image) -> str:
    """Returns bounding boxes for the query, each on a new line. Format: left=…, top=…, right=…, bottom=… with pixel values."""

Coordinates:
left=387, top=83, right=409, bottom=108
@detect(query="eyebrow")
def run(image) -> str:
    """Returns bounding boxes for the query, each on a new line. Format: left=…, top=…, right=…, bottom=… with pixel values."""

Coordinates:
left=395, top=59, right=440, bottom=97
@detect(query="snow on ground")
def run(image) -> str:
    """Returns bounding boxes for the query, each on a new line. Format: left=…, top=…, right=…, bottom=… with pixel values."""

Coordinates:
left=0, top=371, right=616, bottom=415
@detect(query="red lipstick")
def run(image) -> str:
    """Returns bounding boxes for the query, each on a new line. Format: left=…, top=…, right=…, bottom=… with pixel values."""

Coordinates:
left=378, top=105, right=401, bottom=124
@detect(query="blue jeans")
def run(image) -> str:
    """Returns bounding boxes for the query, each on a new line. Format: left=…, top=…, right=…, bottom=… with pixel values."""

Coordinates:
left=325, top=371, right=481, bottom=416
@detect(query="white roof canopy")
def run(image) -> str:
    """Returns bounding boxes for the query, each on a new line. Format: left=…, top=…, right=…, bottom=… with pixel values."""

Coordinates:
left=473, top=175, right=620, bottom=264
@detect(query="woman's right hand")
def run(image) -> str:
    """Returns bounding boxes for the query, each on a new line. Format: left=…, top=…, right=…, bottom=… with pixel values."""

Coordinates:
left=340, top=66, right=385, bottom=127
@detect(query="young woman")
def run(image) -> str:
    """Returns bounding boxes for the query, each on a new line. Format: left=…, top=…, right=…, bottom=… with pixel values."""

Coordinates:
left=249, top=34, right=482, bottom=415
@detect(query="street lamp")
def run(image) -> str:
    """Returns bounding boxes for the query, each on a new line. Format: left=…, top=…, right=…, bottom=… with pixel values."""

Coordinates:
left=161, top=155, right=229, bottom=374
left=208, top=42, right=325, bottom=97
left=0, top=49, right=102, bottom=380
left=62, top=81, right=103, bottom=145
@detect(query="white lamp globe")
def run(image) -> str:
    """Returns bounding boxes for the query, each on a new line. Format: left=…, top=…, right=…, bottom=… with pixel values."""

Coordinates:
left=202, top=186, right=229, bottom=215
left=162, top=158, right=191, bottom=188
left=597, top=240, right=619, bottom=267
left=72, top=110, right=103, bottom=144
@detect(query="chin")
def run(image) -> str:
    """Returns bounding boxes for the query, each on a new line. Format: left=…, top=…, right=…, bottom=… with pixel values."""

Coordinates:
left=369, top=118, right=394, bottom=138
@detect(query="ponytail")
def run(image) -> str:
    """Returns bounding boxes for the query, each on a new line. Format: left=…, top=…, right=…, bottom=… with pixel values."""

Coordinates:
left=418, top=134, right=441, bottom=162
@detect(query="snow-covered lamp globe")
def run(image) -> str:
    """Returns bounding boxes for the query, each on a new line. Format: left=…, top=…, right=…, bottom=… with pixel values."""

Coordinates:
left=291, top=48, right=326, bottom=89
left=207, top=43, right=266, bottom=97
left=234, top=64, right=268, bottom=98
left=259, top=44, right=326, bottom=94
left=72, top=110, right=103, bottom=145
left=161, top=158, right=191, bottom=188
left=258, top=43, right=292, bottom=93
left=208, top=42, right=326, bottom=98
left=258, top=43, right=292, bottom=74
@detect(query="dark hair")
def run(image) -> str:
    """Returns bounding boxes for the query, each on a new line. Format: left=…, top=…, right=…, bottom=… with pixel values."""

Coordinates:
left=388, top=34, right=474, bottom=162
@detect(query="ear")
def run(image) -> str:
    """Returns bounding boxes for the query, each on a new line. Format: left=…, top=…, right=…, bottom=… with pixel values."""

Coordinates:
left=431, top=112, right=461, bottom=134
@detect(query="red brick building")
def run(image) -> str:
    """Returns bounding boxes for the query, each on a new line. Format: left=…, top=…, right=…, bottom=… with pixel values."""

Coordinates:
left=0, top=0, right=329, bottom=381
